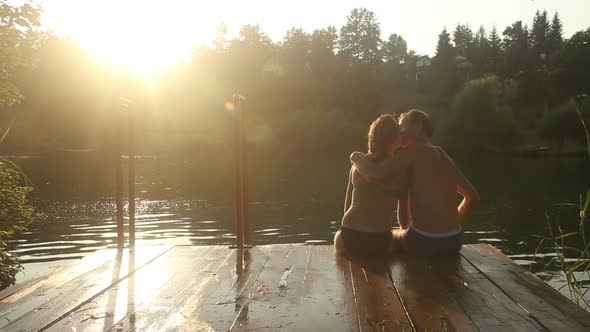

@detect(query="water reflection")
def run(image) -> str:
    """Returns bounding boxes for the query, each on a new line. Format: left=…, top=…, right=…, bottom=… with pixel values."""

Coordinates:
left=230, top=249, right=250, bottom=330
left=5, top=154, right=590, bottom=283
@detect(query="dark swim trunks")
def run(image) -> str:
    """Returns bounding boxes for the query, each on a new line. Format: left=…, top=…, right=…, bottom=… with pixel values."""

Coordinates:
left=340, top=227, right=392, bottom=256
left=404, top=227, right=463, bottom=256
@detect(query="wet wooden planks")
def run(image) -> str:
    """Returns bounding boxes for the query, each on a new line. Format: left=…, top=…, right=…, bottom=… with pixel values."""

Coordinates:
left=1, top=243, right=589, bottom=331
left=461, top=244, right=590, bottom=332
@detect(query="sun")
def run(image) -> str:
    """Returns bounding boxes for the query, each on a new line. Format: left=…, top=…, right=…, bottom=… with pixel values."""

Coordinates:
left=42, top=0, right=218, bottom=79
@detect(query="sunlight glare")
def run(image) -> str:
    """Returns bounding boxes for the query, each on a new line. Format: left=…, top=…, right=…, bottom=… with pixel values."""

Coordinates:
left=42, top=0, right=219, bottom=78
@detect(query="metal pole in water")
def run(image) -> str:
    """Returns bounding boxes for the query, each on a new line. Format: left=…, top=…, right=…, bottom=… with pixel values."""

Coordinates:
left=233, top=94, right=249, bottom=248
left=115, top=98, right=126, bottom=249
left=126, top=98, right=136, bottom=248
left=239, top=99, right=250, bottom=246
left=233, top=94, right=244, bottom=249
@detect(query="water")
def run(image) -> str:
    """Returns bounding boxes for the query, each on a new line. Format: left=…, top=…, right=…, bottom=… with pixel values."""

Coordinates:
left=6, top=152, right=590, bottom=300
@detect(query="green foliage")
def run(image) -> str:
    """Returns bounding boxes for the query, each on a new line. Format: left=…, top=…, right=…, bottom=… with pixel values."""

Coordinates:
left=453, top=24, right=474, bottom=55
left=0, top=0, right=39, bottom=290
left=443, top=76, right=523, bottom=151
left=0, top=161, right=32, bottom=289
left=339, top=8, right=381, bottom=64
left=548, top=13, right=563, bottom=52
left=0, top=0, right=42, bottom=107
left=382, top=34, right=407, bottom=64
left=531, top=10, right=550, bottom=53
left=538, top=99, right=590, bottom=151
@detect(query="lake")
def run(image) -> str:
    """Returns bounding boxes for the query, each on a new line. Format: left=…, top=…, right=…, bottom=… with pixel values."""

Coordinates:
left=6, top=152, right=590, bottom=302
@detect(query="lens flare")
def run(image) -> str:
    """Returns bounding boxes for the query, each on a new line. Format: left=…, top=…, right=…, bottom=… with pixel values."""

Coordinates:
left=225, top=101, right=235, bottom=112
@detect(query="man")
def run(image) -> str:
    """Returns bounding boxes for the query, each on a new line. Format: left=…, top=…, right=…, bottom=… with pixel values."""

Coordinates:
left=350, top=110, right=479, bottom=256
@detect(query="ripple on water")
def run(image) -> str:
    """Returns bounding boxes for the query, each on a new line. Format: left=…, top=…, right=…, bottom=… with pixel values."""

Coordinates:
left=477, top=238, right=506, bottom=242
left=255, top=228, right=281, bottom=233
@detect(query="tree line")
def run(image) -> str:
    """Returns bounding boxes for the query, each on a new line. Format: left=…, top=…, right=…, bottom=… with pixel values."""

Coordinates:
left=2, top=5, right=590, bottom=155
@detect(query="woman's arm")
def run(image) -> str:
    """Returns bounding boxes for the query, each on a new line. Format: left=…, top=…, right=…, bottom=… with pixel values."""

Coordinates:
left=397, top=191, right=411, bottom=229
left=350, top=149, right=413, bottom=182
left=344, top=167, right=354, bottom=214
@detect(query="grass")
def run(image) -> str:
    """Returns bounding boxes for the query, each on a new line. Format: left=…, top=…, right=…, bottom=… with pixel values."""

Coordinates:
left=532, top=101, right=590, bottom=310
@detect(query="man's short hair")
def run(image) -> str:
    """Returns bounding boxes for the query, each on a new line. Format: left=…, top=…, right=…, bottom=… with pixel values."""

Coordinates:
left=399, top=109, right=433, bottom=138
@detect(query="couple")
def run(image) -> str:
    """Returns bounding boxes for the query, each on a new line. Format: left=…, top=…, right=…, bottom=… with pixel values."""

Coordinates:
left=334, top=110, right=480, bottom=257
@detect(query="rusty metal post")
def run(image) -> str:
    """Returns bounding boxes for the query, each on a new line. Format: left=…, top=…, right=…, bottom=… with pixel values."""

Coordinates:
left=115, top=99, right=126, bottom=249
left=239, top=99, right=250, bottom=245
left=233, top=94, right=244, bottom=249
left=233, top=94, right=250, bottom=248
left=126, top=100, right=136, bottom=249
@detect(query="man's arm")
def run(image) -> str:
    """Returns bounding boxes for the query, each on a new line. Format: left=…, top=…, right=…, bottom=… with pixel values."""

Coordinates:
left=456, top=173, right=480, bottom=223
left=397, top=191, right=411, bottom=229
left=344, top=167, right=354, bottom=213
left=440, top=149, right=480, bottom=223
left=350, top=149, right=413, bottom=182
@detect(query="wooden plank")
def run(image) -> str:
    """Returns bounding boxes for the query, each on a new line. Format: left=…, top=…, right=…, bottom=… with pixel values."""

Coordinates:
left=430, top=254, right=545, bottom=331
left=174, top=246, right=273, bottom=331
left=230, top=245, right=310, bottom=330
left=0, top=247, right=124, bottom=302
left=46, top=246, right=226, bottom=332
left=348, top=257, right=413, bottom=331
left=118, top=246, right=235, bottom=331
left=461, top=244, right=590, bottom=332
left=334, top=250, right=363, bottom=331
left=228, top=245, right=365, bottom=331
left=0, top=245, right=172, bottom=332
left=388, top=254, right=479, bottom=332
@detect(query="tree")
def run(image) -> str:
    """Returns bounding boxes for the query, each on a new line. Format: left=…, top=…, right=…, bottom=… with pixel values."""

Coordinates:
left=433, top=28, right=459, bottom=96
left=471, top=26, right=489, bottom=75
left=435, top=28, right=454, bottom=60
left=488, top=26, right=502, bottom=57
left=310, top=27, right=338, bottom=56
left=282, top=28, right=310, bottom=63
left=213, top=23, right=229, bottom=52
left=226, top=24, right=275, bottom=94
left=0, top=0, right=42, bottom=107
left=443, top=76, right=522, bottom=152
left=502, top=21, right=532, bottom=75
left=339, top=8, right=382, bottom=64
left=559, top=28, right=590, bottom=96
left=453, top=24, right=474, bottom=56
left=0, top=0, right=39, bottom=290
left=531, top=10, right=550, bottom=54
left=547, top=12, right=563, bottom=53
left=382, top=33, right=407, bottom=64
left=538, top=99, right=590, bottom=152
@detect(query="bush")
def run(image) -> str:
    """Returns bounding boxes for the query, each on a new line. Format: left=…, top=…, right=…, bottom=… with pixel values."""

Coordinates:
left=538, top=98, right=590, bottom=152
left=440, top=76, right=523, bottom=152
left=0, top=161, right=33, bottom=289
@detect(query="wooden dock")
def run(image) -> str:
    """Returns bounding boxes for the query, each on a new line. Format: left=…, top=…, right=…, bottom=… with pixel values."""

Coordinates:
left=1, top=244, right=589, bottom=331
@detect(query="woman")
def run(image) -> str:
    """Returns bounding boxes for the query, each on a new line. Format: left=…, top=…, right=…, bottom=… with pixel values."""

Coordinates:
left=334, top=114, right=409, bottom=257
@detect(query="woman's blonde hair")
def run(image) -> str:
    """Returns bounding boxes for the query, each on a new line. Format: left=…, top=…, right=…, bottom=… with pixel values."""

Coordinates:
left=368, top=114, right=400, bottom=162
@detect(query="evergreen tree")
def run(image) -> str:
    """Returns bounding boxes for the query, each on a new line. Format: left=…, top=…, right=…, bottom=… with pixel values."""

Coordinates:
left=503, top=21, right=531, bottom=75
left=531, top=10, right=550, bottom=53
left=548, top=12, right=563, bottom=52
left=434, top=28, right=460, bottom=96
left=489, top=26, right=502, bottom=57
left=435, top=28, right=454, bottom=61
left=453, top=24, right=474, bottom=56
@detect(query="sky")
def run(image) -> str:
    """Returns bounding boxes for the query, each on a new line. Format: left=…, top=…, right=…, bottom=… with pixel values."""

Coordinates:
left=39, top=0, right=590, bottom=73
